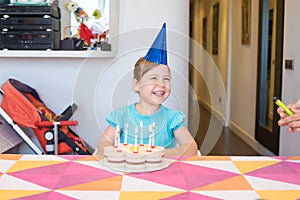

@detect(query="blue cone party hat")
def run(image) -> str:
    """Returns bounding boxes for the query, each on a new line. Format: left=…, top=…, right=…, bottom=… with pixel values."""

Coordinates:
left=144, top=23, right=167, bottom=65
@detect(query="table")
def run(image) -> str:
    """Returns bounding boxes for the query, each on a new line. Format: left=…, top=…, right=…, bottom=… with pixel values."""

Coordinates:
left=1, top=154, right=300, bottom=200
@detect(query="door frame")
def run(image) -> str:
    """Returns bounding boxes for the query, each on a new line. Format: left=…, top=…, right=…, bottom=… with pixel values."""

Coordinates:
left=255, top=0, right=284, bottom=155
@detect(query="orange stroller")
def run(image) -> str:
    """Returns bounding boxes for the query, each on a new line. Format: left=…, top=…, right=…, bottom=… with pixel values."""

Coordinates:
left=0, top=78, right=92, bottom=155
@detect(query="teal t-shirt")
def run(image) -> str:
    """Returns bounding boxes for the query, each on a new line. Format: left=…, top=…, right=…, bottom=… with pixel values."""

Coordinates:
left=106, top=103, right=186, bottom=148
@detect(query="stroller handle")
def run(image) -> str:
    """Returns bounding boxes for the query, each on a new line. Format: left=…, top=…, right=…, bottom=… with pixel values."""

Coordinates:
left=36, top=120, right=78, bottom=127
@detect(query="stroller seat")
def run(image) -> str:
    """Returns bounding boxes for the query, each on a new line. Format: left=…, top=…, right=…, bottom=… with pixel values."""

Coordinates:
left=0, top=78, right=92, bottom=155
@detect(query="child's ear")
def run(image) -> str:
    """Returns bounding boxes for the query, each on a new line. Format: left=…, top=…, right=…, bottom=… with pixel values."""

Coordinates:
left=132, top=79, right=139, bottom=92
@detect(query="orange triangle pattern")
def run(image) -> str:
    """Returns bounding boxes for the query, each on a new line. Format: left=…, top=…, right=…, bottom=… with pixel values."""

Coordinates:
left=287, top=156, right=300, bottom=161
left=59, top=175, right=123, bottom=191
left=74, top=155, right=97, bottom=161
left=183, top=156, right=231, bottom=161
left=119, top=191, right=184, bottom=200
left=181, top=155, right=199, bottom=161
left=200, top=156, right=232, bottom=161
left=6, top=160, right=68, bottom=173
left=233, top=160, right=280, bottom=174
left=0, top=190, right=48, bottom=200
left=257, top=190, right=300, bottom=200
left=0, top=154, right=22, bottom=160
left=196, top=175, right=253, bottom=190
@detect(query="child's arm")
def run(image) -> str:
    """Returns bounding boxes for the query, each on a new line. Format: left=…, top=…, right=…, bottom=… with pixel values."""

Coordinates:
left=165, top=126, right=198, bottom=158
left=96, top=126, right=116, bottom=159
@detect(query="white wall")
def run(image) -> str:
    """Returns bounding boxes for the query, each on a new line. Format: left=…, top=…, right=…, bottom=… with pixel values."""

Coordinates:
left=230, top=0, right=258, bottom=142
left=0, top=0, right=190, bottom=150
left=190, top=0, right=228, bottom=108
left=279, top=0, right=300, bottom=155
left=189, top=0, right=228, bottom=154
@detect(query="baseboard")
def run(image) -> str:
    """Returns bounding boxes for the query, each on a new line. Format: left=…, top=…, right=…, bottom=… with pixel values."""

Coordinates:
left=197, top=98, right=226, bottom=124
left=229, top=121, right=275, bottom=156
left=196, top=97, right=275, bottom=156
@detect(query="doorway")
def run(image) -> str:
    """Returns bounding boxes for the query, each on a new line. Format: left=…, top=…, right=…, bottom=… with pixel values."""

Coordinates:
left=255, top=0, right=284, bottom=155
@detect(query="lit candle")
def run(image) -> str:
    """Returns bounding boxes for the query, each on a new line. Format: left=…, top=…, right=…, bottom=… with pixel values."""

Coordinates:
left=114, top=124, right=120, bottom=148
left=151, top=122, right=155, bottom=148
left=147, top=125, right=152, bottom=152
left=139, top=121, right=144, bottom=146
left=134, top=126, right=138, bottom=153
left=124, top=123, right=128, bottom=145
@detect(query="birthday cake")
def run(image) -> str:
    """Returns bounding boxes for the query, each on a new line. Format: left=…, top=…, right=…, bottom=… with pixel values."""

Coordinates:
left=103, top=144, right=165, bottom=172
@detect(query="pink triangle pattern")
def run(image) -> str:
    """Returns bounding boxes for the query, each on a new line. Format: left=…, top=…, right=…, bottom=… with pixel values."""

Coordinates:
left=161, top=191, right=220, bottom=200
left=288, top=162, right=300, bottom=174
left=247, top=160, right=300, bottom=185
left=55, top=155, right=91, bottom=161
left=9, top=161, right=120, bottom=189
left=269, top=156, right=294, bottom=161
left=129, top=162, right=238, bottom=190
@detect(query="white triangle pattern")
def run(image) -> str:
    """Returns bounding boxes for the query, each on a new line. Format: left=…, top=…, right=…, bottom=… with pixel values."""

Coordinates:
left=286, top=159, right=300, bottom=164
left=192, top=190, right=260, bottom=200
left=181, top=160, right=241, bottom=174
left=20, top=155, right=69, bottom=161
left=244, top=175, right=300, bottom=190
left=0, top=174, right=49, bottom=190
left=56, top=190, right=120, bottom=200
left=0, top=160, right=17, bottom=173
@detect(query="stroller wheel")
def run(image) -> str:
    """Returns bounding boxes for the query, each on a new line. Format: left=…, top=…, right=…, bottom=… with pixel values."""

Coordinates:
left=44, top=131, right=54, bottom=154
left=44, top=131, right=54, bottom=140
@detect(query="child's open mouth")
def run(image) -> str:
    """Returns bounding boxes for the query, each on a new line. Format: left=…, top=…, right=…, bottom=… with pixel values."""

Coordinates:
left=153, top=91, right=165, bottom=97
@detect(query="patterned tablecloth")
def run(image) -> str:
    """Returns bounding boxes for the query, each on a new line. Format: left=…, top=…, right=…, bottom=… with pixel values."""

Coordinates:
left=1, top=154, right=300, bottom=200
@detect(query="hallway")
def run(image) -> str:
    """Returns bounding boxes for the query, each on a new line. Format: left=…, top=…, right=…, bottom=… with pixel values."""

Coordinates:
left=208, top=127, right=260, bottom=156
left=194, top=102, right=260, bottom=156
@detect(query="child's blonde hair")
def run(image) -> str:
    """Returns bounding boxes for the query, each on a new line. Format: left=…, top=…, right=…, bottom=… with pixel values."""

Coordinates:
left=133, top=57, right=169, bottom=81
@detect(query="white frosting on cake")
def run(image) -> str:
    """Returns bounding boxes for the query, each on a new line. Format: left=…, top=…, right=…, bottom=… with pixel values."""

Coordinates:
left=145, top=147, right=164, bottom=170
left=125, top=152, right=146, bottom=171
left=103, top=144, right=165, bottom=172
left=103, top=146, right=126, bottom=170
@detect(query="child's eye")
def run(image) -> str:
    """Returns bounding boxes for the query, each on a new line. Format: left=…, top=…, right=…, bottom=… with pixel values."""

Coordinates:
left=150, top=77, right=157, bottom=80
left=164, top=77, right=170, bottom=81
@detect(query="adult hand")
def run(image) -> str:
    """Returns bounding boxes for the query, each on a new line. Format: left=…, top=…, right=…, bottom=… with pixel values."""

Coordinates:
left=278, top=98, right=300, bottom=133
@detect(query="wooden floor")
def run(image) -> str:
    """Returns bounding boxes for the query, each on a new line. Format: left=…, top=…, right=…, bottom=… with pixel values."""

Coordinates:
left=191, top=101, right=260, bottom=156
left=207, top=127, right=260, bottom=156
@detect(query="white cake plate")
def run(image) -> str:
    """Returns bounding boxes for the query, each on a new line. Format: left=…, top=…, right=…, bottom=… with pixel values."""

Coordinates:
left=98, top=158, right=175, bottom=173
